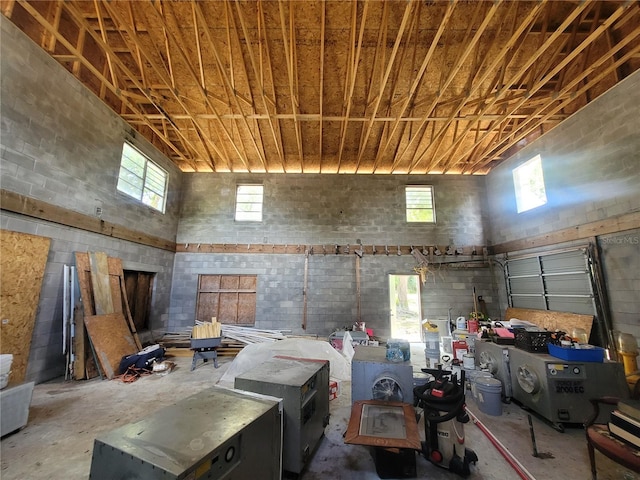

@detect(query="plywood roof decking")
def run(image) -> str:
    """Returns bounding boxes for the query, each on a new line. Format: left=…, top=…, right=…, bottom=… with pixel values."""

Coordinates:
left=3, top=1, right=640, bottom=174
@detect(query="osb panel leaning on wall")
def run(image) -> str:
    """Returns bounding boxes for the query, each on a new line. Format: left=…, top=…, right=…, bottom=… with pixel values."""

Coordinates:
left=0, top=229, right=51, bottom=386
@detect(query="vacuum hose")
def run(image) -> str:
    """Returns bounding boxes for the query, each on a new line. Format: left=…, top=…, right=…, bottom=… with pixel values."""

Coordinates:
left=413, top=375, right=466, bottom=424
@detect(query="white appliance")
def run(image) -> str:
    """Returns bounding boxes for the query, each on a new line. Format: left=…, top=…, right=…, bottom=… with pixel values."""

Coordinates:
left=351, top=346, right=414, bottom=405
left=474, top=340, right=513, bottom=401
left=509, top=347, right=629, bottom=432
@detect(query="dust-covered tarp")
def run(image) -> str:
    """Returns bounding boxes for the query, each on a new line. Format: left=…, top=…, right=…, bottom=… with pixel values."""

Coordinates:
left=217, top=337, right=351, bottom=388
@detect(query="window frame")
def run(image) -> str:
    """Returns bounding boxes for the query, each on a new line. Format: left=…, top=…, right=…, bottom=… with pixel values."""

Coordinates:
left=235, top=184, right=264, bottom=222
left=513, top=154, right=547, bottom=214
left=405, top=185, right=436, bottom=223
left=116, top=141, right=168, bottom=213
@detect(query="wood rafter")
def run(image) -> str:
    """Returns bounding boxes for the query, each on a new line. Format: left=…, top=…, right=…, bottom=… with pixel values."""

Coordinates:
left=432, top=0, right=594, bottom=172
left=355, top=1, right=415, bottom=168
left=4, top=0, right=638, bottom=175
left=97, top=1, right=220, bottom=170
left=418, top=0, right=547, bottom=173
left=401, top=0, right=502, bottom=172
left=371, top=0, right=456, bottom=173
left=473, top=21, right=640, bottom=173
left=449, top=2, right=634, bottom=173
left=145, top=1, right=245, bottom=170
left=15, top=0, right=198, bottom=169
left=336, top=0, right=368, bottom=170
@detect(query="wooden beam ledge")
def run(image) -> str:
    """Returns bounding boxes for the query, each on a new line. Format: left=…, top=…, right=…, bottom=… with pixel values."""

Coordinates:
left=0, top=189, right=176, bottom=252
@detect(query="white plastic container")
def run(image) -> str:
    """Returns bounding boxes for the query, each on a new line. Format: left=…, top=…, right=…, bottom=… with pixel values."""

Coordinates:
left=0, top=354, right=13, bottom=389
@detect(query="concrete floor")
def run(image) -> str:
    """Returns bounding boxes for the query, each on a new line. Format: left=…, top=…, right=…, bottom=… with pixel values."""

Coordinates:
left=1, top=344, right=637, bottom=480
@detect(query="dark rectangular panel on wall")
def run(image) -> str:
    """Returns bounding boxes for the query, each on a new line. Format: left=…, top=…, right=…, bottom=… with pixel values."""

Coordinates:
left=196, top=275, right=257, bottom=325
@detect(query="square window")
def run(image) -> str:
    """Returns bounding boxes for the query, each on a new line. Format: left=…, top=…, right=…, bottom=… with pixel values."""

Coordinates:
left=235, top=184, right=263, bottom=222
left=513, top=154, right=547, bottom=213
left=117, top=142, right=167, bottom=213
left=406, top=186, right=435, bottom=223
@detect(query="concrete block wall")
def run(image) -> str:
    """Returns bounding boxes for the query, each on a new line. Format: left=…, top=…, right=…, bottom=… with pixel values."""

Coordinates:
left=178, top=173, right=487, bottom=246
left=0, top=17, right=181, bottom=383
left=599, top=229, right=640, bottom=345
left=1, top=212, right=175, bottom=384
left=171, top=252, right=499, bottom=340
left=0, top=17, right=183, bottom=240
left=485, top=69, right=640, bottom=354
left=174, top=173, right=498, bottom=337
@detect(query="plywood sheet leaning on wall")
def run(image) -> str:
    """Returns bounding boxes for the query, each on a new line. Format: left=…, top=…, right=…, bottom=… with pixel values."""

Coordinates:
left=74, top=253, right=142, bottom=379
left=89, top=251, right=114, bottom=315
left=505, top=307, right=594, bottom=339
left=74, top=253, right=97, bottom=379
left=84, top=313, right=137, bottom=379
left=0, top=230, right=51, bottom=386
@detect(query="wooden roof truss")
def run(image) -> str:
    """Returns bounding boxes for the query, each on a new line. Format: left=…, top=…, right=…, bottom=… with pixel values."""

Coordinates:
left=3, top=0, right=640, bottom=174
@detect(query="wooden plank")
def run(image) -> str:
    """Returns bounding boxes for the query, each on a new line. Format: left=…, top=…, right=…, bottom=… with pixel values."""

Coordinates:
left=75, top=253, right=140, bottom=378
left=73, top=253, right=93, bottom=379
left=84, top=313, right=138, bottom=379
left=0, top=189, right=176, bottom=252
left=0, top=230, right=50, bottom=386
left=107, top=257, right=124, bottom=315
left=89, top=252, right=114, bottom=315
left=72, top=300, right=86, bottom=380
left=490, top=211, right=640, bottom=254
left=176, top=243, right=488, bottom=257
left=164, top=347, right=193, bottom=358
left=118, top=276, right=143, bottom=351
left=505, top=307, right=594, bottom=339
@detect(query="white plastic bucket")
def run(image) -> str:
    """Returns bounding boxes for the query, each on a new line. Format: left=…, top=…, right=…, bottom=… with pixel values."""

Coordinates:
left=475, top=377, right=503, bottom=416
left=424, top=331, right=440, bottom=359
left=0, top=354, right=13, bottom=389
left=0, top=354, right=13, bottom=375
left=463, top=353, right=475, bottom=370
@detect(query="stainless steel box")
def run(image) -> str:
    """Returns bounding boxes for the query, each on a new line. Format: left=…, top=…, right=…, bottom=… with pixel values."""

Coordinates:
left=89, top=386, right=282, bottom=479
left=510, top=347, right=629, bottom=430
left=235, top=357, right=330, bottom=475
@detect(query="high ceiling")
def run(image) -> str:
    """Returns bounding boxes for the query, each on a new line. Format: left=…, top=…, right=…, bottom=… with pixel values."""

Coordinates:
left=3, top=1, right=640, bottom=174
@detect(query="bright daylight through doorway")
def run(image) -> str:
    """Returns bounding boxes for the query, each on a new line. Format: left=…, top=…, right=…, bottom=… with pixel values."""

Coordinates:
left=389, top=274, right=422, bottom=342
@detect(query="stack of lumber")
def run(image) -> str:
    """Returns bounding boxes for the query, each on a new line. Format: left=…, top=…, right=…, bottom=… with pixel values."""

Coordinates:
left=158, top=324, right=289, bottom=359
left=221, top=325, right=288, bottom=344
left=192, top=319, right=222, bottom=338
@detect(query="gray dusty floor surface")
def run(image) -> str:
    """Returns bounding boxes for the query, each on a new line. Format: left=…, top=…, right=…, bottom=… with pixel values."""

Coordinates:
left=1, top=349, right=637, bottom=480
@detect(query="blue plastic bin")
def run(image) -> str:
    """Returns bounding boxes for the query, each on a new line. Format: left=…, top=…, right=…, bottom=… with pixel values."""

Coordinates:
left=547, top=343, right=604, bottom=362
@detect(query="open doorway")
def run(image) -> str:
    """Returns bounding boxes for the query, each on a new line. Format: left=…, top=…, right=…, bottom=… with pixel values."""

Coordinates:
left=389, top=274, right=422, bottom=342
left=123, top=270, right=155, bottom=332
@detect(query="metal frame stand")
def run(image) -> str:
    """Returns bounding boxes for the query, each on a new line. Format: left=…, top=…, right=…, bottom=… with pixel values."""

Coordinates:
left=191, top=348, right=219, bottom=371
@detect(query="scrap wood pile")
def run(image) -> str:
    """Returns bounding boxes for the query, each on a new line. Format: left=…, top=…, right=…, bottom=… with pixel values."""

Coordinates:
left=160, top=319, right=289, bottom=358
left=72, top=252, right=143, bottom=381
